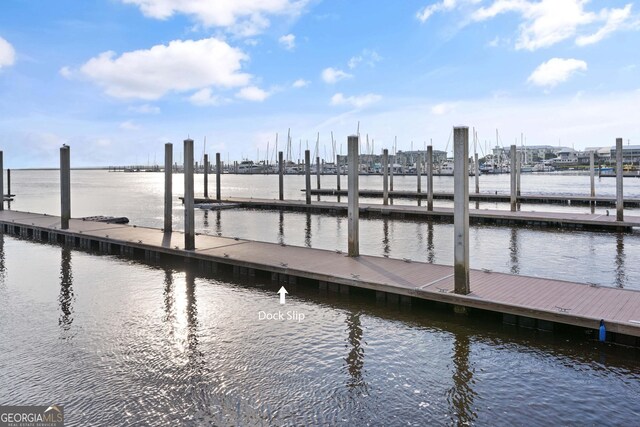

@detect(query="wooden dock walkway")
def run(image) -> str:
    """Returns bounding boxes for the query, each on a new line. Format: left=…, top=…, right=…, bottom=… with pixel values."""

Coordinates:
left=1, top=209, right=639, bottom=343
left=188, top=197, right=640, bottom=232
left=308, top=188, right=640, bottom=207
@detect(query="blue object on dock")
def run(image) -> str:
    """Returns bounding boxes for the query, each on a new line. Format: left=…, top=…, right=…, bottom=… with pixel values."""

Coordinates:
left=599, top=319, right=606, bottom=342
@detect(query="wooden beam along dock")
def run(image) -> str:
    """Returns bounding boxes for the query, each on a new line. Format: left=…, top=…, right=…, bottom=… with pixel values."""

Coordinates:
left=307, top=188, right=640, bottom=208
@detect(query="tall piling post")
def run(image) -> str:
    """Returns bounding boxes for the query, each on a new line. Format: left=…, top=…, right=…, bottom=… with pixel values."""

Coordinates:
left=60, top=145, right=70, bottom=229
left=453, top=127, right=470, bottom=295
left=417, top=154, right=422, bottom=193
left=510, top=145, right=517, bottom=211
left=474, top=152, right=480, bottom=194
left=278, top=151, right=284, bottom=201
left=164, top=143, right=173, bottom=232
left=6, top=169, right=10, bottom=198
left=382, top=149, right=389, bottom=206
left=215, top=153, right=221, bottom=201
left=316, top=156, right=321, bottom=190
left=616, top=138, right=623, bottom=221
left=516, top=151, right=521, bottom=197
left=427, top=145, right=434, bottom=211
left=184, top=139, right=195, bottom=250
left=336, top=155, right=341, bottom=191
left=590, top=151, right=595, bottom=198
left=348, top=135, right=359, bottom=257
left=203, top=153, right=209, bottom=199
left=389, top=154, right=394, bottom=192
left=305, top=150, right=311, bottom=205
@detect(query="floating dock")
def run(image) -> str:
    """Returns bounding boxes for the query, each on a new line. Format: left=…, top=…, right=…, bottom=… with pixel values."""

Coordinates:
left=1, top=209, right=639, bottom=345
left=187, top=197, right=640, bottom=232
left=308, top=188, right=640, bottom=207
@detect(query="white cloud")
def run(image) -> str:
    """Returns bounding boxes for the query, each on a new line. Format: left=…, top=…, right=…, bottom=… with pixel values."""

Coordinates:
left=576, top=4, right=633, bottom=46
left=330, top=92, right=381, bottom=108
left=472, top=0, right=634, bottom=50
left=321, top=67, right=352, bottom=84
left=431, top=102, right=456, bottom=115
left=292, top=79, right=309, bottom=88
left=416, top=0, right=458, bottom=23
left=128, top=104, right=161, bottom=114
left=120, top=120, right=140, bottom=130
left=80, top=37, right=251, bottom=100
left=59, top=66, right=72, bottom=78
left=0, top=36, right=16, bottom=69
left=121, top=0, right=308, bottom=36
left=236, top=85, right=270, bottom=102
left=527, top=58, right=587, bottom=88
left=348, top=49, right=382, bottom=69
left=278, top=33, right=296, bottom=50
left=189, top=88, right=222, bottom=106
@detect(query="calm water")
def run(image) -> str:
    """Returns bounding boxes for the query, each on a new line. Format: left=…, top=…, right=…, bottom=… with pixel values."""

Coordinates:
left=1, top=170, right=640, bottom=425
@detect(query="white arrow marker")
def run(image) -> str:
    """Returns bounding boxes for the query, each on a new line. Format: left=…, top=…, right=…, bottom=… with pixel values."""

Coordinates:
left=278, top=286, right=288, bottom=305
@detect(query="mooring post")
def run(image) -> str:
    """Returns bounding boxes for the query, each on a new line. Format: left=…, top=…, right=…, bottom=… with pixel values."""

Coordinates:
left=616, top=137, right=623, bottom=221
left=454, top=127, right=470, bottom=295
left=278, top=151, right=284, bottom=201
left=164, top=143, right=173, bottom=232
left=516, top=151, right=521, bottom=197
left=383, top=149, right=389, bottom=206
left=336, top=155, right=341, bottom=191
left=305, top=150, right=311, bottom=205
left=417, top=153, right=422, bottom=193
left=6, top=168, right=10, bottom=198
left=389, top=153, right=394, bottom=192
left=60, top=145, right=70, bottom=229
left=589, top=151, right=595, bottom=198
left=203, top=153, right=209, bottom=199
left=474, top=152, right=480, bottom=194
left=316, top=156, right=321, bottom=190
left=216, top=153, right=221, bottom=201
left=348, top=135, right=359, bottom=257
left=0, top=152, right=3, bottom=211
left=510, top=145, right=517, bottom=211
left=184, top=138, right=195, bottom=250
left=427, top=145, right=433, bottom=211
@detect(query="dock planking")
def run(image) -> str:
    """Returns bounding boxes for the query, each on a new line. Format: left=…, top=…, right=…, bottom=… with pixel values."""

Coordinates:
left=307, top=188, right=640, bottom=207
left=187, top=197, right=640, bottom=232
left=1, top=209, right=639, bottom=342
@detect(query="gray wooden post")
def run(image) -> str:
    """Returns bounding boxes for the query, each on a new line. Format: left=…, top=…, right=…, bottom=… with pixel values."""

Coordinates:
left=215, top=153, right=221, bottom=201
left=510, top=145, right=517, bottom=211
left=279, top=151, right=284, bottom=201
left=305, top=150, right=311, bottom=205
left=474, top=152, right=479, bottom=194
left=316, top=156, right=321, bottom=190
left=0, top=152, right=3, bottom=211
left=184, top=139, right=195, bottom=250
left=6, top=169, right=10, bottom=198
left=203, top=153, right=209, bottom=198
left=382, top=149, right=389, bottom=206
left=164, top=143, right=173, bottom=232
left=389, top=154, right=394, bottom=192
left=60, top=145, right=70, bottom=229
left=589, top=151, right=595, bottom=198
left=616, top=138, right=623, bottom=221
left=336, top=155, right=341, bottom=191
left=348, top=135, right=359, bottom=257
left=417, top=154, right=422, bottom=193
left=427, top=145, right=433, bottom=211
left=516, top=151, right=521, bottom=196
left=453, top=127, right=470, bottom=295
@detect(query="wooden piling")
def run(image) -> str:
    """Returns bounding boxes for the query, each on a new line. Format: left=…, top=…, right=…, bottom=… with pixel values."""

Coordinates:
left=390, top=153, right=394, bottom=192
left=427, top=145, right=433, bottom=211
left=453, top=127, right=470, bottom=295
left=184, top=139, right=195, bottom=250
left=305, top=150, right=311, bottom=205
left=60, top=145, right=70, bottom=229
left=516, top=151, right=521, bottom=197
left=348, top=135, right=359, bottom=257
left=6, top=169, right=10, bottom=198
left=203, top=153, right=209, bottom=198
left=279, top=151, right=284, bottom=201
left=417, top=153, right=422, bottom=193
left=616, top=137, right=623, bottom=221
left=474, top=152, right=479, bottom=194
left=316, top=156, right=321, bottom=190
left=164, top=143, right=173, bottom=232
left=383, top=149, right=389, bottom=206
left=336, top=155, right=341, bottom=191
left=510, top=145, right=517, bottom=212
left=590, top=151, right=595, bottom=198
left=216, top=153, right=221, bottom=201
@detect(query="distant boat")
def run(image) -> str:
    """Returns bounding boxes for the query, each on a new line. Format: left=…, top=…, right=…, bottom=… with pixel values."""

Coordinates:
left=237, top=160, right=265, bottom=174
left=520, top=164, right=534, bottom=173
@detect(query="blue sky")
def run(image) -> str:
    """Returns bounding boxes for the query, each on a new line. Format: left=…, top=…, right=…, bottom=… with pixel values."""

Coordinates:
left=0, top=0, right=639, bottom=167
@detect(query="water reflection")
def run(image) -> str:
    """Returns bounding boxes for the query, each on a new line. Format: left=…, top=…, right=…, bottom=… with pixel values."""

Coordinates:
left=447, top=334, right=477, bottom=425
left=382, top=218, right=390, bottom=257
left=203, top=210, right=209, bottom=228
left=305, top=213, right=312, bottom=248
left=0, top=233, right=6, bottom=285
left=427, top=222, right=435, bottom=264
left=184, top=270, right=201, bottom=364
left=615, top=234, right=626, bottom=288
left=278, top=211, right=285, bottom=245
left=58, top=247, right=74, bottom=331
left=215, top=210, right=222, bottom=236
left=345, top=312, right=366, bottom=393
left=509, top=228, right=519, bottom=275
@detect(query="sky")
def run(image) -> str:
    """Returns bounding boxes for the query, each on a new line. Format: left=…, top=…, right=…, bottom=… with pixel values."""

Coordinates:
left=0, top=0, right=639, bottom=168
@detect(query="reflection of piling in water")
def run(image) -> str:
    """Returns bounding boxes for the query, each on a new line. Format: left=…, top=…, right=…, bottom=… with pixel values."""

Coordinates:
left=305, top=213, right=312, bottom=248
left=510, top=228, right=519, bottom=275
left=345, top=312, right=365, bottom=390
left=278, top=211, right=285, bottom=245
left=59, top=247, right=74, bottom=330
left=447, top=334, right=477, bottom=425
left=615, top=233, right=626, bottom=288
left=382, top=218, right=390, bottom=256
